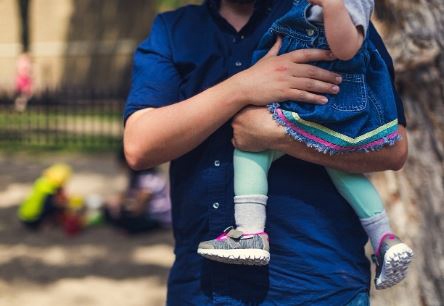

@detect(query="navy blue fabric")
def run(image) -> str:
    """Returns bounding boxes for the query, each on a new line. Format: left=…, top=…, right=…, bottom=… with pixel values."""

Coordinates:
left=253, top=0, right=399, bottom=154
left=124, top=1, right=406, bottom=305
left=346, top=292, right=370, bottom=306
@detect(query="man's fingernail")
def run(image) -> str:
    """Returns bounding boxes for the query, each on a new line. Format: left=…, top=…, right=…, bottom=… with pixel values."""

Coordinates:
left=336, top=76, right=342, bottom=83
left=332, top=85, right=340, bottom=93
left=321, top=97, right=328, bottom=103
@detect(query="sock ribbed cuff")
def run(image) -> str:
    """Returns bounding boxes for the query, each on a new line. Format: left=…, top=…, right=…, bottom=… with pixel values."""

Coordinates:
left=360, top=210, right=389, bottom=225
left=234, top=195, right=268, bottom=206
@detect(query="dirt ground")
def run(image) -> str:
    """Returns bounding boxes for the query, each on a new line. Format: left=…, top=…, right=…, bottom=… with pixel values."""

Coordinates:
left=0, top=152, right=174, bottom=306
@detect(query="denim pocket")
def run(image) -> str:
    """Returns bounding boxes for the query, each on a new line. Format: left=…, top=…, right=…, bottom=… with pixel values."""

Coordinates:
left=330, top=73, right=367, bottom=112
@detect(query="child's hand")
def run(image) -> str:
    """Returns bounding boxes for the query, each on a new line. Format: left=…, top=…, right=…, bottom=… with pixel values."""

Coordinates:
left=309, top=0, right=344, bottom=8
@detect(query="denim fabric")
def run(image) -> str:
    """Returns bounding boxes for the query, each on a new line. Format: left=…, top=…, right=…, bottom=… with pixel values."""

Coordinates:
left=124, top=0, right=407, bottom=305
left=346, top=292, right=370, bottom=306
left=253, top=0, right=400, bottom=154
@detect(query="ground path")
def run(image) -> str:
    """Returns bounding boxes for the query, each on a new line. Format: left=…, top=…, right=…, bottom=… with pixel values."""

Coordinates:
left=0, top=152, right=174, bottom=306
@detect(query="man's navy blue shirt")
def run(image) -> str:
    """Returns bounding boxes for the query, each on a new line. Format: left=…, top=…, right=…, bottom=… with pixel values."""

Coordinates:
left=125, top=1, right=406, bottom=305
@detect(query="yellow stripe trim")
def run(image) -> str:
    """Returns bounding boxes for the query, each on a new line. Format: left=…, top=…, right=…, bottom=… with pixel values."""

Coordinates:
left=289, top=112, right=398, bottom=144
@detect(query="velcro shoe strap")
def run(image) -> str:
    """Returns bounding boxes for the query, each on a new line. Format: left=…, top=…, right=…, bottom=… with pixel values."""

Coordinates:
left=227, top=229, right=244, bottom=239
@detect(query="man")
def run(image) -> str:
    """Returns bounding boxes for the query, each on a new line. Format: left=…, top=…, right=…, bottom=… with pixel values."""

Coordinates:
left=124, top=0, right=407, bottom=305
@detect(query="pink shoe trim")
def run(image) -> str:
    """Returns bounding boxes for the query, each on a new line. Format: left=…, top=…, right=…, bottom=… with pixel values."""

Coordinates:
left=216, top=232, right=228, bottom=241
left=242, top=231, right=268, bottom=238
left=375, top=232, right=396, bottom=256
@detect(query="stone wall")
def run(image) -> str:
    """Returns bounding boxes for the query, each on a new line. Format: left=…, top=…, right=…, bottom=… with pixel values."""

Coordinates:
left=0, top=0, right=21, bottom=91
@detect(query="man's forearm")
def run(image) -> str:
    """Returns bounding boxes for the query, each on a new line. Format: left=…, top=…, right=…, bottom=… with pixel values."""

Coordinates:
left=125, top=46, right=342, bottom=170
left=273, top=126, right=408, bottom=173
left=124, top=78, right=246, bottom=170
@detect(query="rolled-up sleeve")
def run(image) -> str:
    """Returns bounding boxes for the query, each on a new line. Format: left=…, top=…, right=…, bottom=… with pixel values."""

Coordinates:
left=345, top=0, right=374, bottom=35
left=124, top=15, right=181, bottom=123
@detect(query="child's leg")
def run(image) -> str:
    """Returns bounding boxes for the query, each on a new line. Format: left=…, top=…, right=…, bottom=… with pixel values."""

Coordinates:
left=197, top=150, right=284, bottom=265
left=325, top=168, right=392, bottom=251
left=233, top=149, right=284, bottom=233
left=326, top=168, right=414, bottom=289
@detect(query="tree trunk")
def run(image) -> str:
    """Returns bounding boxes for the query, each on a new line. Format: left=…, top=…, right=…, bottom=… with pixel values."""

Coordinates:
left=372, top=1, right=444, bottom=305
left=17, top=0, right=30, bottom=52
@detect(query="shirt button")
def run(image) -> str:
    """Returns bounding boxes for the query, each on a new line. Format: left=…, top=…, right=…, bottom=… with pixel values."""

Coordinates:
left=306, top=29, right=315, bottom=36
left=240, top=35, right=245, bottom=40
left=213, top=202, right=220, bottom=209
left=214, top=160, right=221, bottom=167
left=232, top=37, right=237, bottom=43
left=235, top=61, right=243, bottom=67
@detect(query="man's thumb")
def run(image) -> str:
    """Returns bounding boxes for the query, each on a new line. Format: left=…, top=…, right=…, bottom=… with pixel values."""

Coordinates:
left=264, top=36, right=282, bottom=58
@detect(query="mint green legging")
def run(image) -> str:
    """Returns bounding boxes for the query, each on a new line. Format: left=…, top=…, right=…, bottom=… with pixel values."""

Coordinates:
left=234, top=149, right=384, bottom=218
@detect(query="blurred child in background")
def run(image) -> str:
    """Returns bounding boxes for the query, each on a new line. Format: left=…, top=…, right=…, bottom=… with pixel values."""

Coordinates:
left=14, top=53, right=33, bottom=112
left=18, top=164, right=71, bottom=230
left=103, top=148, right=171, bottom=234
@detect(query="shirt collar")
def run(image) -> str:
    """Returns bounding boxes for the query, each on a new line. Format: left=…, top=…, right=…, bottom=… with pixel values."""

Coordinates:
left=206, top=0, right=275, bottom=35
left=207, top=0, right=274, bottom=11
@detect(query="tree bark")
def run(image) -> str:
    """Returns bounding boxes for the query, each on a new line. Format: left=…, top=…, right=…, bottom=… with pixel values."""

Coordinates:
left=372, top=1, right=444, bottom=305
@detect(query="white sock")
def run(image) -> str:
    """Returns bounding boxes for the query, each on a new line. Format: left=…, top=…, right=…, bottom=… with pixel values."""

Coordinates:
left=234, top=195, right=268, bottom=233
left=360, top=210, right=393, bottom=253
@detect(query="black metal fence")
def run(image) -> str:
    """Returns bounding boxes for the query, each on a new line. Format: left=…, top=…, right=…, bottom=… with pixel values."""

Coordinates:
left=0, top=90, right=126, bottom=151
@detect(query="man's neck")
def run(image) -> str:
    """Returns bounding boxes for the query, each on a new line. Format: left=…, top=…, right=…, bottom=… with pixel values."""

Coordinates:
left=219, top=0, right=256, bottom=32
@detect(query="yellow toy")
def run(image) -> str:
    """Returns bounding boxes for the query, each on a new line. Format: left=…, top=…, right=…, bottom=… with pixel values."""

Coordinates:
left=18, top=163, right=72, bottom=226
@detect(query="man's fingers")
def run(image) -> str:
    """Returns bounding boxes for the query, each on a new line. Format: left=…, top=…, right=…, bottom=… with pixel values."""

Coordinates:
left=285, top=48, right=336, bottom=64
left=263, top=36, right=282, bottom=59
left=286, top=89, right=329, bottom=104
left=290, top=77, right=340, bottom=95
left=290, top=64, right=342, bottom=85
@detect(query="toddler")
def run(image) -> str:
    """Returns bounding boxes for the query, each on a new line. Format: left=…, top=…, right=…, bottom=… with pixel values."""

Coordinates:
left=198, top=0, right=413, bottom=290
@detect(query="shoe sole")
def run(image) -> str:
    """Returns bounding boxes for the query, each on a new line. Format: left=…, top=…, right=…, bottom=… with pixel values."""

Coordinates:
left=375, top=243, right=414, bottom=290
left=197, top=248, right=270, bottom=266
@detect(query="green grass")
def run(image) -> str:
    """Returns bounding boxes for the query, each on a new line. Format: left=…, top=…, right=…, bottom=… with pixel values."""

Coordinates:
left=0, top=111, right=122, bottom=127
left=0, top=135, right=122, bottom=152
left=0, top=109, right=123, bottom=152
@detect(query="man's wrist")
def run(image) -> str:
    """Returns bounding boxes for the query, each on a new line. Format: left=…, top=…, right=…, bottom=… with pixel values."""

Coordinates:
left=227, top=71, right=253, bottom=108
left=269, top=124, right=292, bottom=152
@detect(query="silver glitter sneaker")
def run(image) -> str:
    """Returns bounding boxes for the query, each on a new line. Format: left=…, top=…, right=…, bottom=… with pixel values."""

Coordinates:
left=197, top=227, right=270, bottom=266
left=372, top=234, right=414, bottom=290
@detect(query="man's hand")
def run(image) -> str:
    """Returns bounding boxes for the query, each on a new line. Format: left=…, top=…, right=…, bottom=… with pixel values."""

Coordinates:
left=233, top=37, right=342, bottom=107
left=232, top=106, right=285, bottom=152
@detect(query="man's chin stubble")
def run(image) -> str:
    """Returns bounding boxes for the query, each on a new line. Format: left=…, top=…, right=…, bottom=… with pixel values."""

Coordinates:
left=226, top=0, right=256, bottom=4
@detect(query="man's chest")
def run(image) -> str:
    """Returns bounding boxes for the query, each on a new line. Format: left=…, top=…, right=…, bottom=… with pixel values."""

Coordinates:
left=170, top=31, right=259, bottom=99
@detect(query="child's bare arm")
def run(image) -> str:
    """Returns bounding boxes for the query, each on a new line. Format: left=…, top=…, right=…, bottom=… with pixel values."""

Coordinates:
left=310, top=0, right=364, bottom=61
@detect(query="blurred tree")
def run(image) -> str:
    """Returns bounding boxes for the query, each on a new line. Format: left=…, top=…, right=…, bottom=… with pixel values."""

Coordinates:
left=60, top=0, right=157, bottom=92
left=17, top=0, right=30, bottom=52
left=374, top=1, right=444, bottom=306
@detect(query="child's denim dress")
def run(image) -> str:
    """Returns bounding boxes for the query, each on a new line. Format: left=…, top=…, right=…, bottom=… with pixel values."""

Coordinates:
left=254, top=0, right=400, bottom=154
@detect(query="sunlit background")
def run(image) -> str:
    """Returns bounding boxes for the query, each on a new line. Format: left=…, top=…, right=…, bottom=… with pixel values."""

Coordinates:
left=0, top=1, right=443, bottom=306
left=0, top=1, right=197, bottom=306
